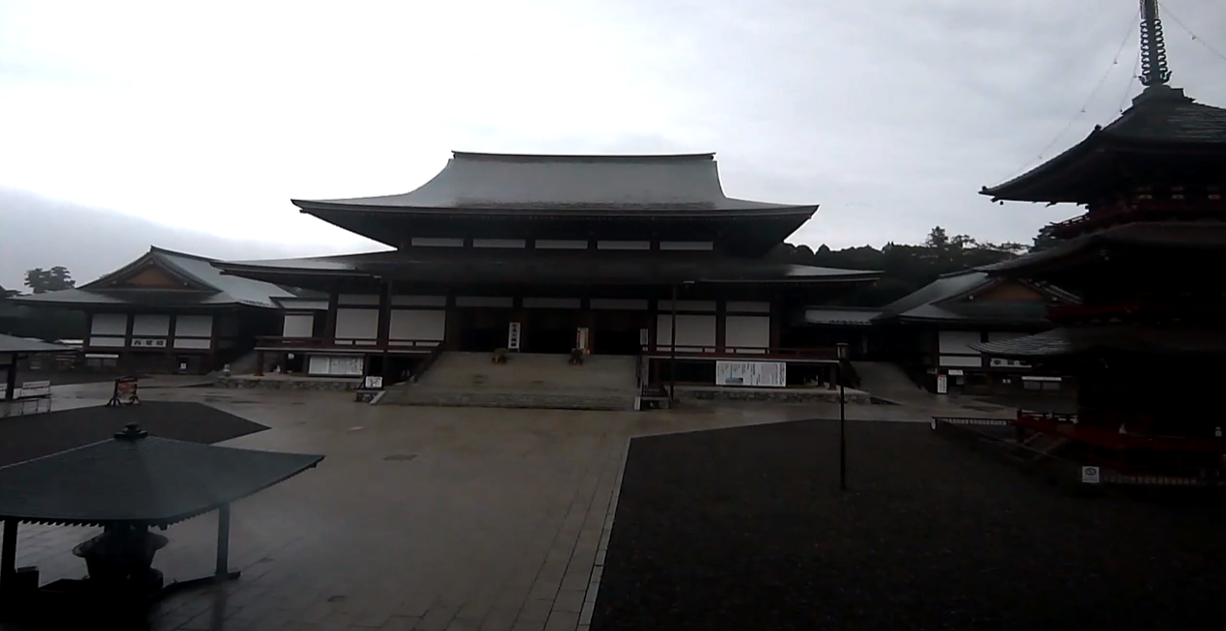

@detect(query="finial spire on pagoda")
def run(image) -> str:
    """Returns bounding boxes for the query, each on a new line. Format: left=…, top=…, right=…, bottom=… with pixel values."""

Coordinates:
left=1138, top=0, right=1172, bottom=87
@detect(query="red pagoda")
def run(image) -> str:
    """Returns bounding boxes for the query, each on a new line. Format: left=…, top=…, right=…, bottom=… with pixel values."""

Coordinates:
left=973, top=0, right=1226, bottom=477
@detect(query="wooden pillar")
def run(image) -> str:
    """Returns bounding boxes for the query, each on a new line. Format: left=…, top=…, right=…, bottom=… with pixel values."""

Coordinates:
left=1, top=518, right=17, bottom=593
left=3, top=362, right=16, bottom=402
left=378, top=279, right=391, bottom=380
left=215, top=503, right=231, bottom=578
left=669, top=284, right=678, bottom=401
left=324, top=286, right=339, bottom=342
left=769, top=294, right=782, bottom=351
left=715, top=298, right=727, bottom=353
left=167, top=314, right=179, bottom=373
left=254, top=350, right=265, bottom=376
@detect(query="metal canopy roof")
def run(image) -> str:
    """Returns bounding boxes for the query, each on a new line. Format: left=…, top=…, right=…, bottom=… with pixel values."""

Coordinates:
left=293, top=151, right=817, bottom=216
left=972, top=325, right=1226, bottom=359
left=0, top=425, right=323, bottom=527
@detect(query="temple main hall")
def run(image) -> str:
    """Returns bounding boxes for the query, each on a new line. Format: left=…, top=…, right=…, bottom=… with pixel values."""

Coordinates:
left=215, top=151, right=877, bottom=387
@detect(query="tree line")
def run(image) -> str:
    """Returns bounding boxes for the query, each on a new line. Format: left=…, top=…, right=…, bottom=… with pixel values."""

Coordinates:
left=768, top=224, right=1054, bottom=306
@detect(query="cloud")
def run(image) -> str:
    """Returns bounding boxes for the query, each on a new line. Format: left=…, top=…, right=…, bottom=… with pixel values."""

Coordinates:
left=0, top=0, right=1223, bottom=255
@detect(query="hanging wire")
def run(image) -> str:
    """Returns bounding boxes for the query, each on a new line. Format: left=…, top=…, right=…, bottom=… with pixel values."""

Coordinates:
left=1158, top=1, right=1226, bottom=63
left=998, top=13, right=1138, bottom=182
left=1116, top=45, right=1142, bottom=113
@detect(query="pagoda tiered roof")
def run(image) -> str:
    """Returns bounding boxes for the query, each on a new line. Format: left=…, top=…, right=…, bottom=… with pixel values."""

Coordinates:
left=982, top=86, right=1226, bottom=203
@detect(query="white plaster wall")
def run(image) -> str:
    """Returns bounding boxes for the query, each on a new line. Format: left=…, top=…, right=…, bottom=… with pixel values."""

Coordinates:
left=597, top=240, right=650, bottom=250
left=411, top=237, right=464, bottom=247
left=338, top=294, right=380, bottom=306
left=523, top=297, right=581, bottom=309
left=656, top=314, right=717, bottom=350
left=658, top=300, right=717, bottom=312
left=392, top=295, right=447, bottom=307
left=938, top=331, right=981, bottom=354
left=456, top=296, right=514, bottom=308
left=590, top=298, right=649, bottom=310
left=90, top=337, right=126, bottom=348
left=726, top=301, right=771, bottom=313
left=335, top=309, right=378, bottom=340
left=659, top=241, right=713, bottom=251
left=132, top=314, right=170, bottom=336
left=282, top=314, right=314, bottom=338
left=91, top=313, right=127, bottom=335
left=174, top=338, right=212, bottom=350
left=724, top=315, right=771, bottom=350
left=473, top=238, right=526, bottom=248
left=176, top=315, right=213, bottom=337
left=535, top=239, right=588, bottom=249
left=389, top=310, right=446, bottom=341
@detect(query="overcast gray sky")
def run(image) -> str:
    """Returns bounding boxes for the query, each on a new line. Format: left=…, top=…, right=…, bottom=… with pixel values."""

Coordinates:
left=2, top=0, right=1225, bottom=275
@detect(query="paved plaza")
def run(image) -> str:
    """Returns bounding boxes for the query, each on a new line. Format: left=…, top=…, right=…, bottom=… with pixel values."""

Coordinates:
left=0, top=381, right=1003, bottom=631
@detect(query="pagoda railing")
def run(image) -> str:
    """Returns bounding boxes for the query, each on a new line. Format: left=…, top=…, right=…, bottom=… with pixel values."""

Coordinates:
left=1050, top=199, right=1226, bottom=238
left=1048, top=300, right=1226, bottom=321
left=1016, top=410, right=1226, bottom=453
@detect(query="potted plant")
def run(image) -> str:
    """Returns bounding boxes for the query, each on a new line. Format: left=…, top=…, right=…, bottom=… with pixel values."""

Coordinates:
left=569, top=348, right=585, bottom=365
left=492, top=348, right=508, bottom=364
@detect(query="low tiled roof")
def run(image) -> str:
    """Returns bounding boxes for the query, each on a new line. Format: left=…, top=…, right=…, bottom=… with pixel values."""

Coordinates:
left=12, top=247, right=300, bottom=310
left=0, top=334, right=70, bottom=354
left=972, top=325, right=1226, bottom=358
left=0, top=425, right=323, bottom=527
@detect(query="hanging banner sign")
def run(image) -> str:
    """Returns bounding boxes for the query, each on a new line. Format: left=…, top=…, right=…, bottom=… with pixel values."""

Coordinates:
left=715, top=360, right=787, bottom=388
left=507, top=322, right=522, bottom=351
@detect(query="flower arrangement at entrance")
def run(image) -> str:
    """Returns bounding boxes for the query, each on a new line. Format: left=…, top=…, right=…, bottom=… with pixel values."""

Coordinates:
left=492, top=348, right=508, bottom=364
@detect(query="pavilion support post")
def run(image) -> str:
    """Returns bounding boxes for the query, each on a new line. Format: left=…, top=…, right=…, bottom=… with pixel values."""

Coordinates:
left=669, top=284, right=678, bottom=402
left=1, top=518, right=17, bottom=593
left=215, top=503, right=231, bottom=579
left=255, top=351, right=265, bottom=377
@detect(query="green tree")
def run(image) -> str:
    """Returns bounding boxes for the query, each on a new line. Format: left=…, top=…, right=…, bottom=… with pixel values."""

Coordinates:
left=24, top=266, right=75, bottom=294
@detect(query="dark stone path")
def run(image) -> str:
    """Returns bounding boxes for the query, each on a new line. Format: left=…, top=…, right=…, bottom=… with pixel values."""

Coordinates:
left=593, top=419, right=1226, bottom=631
left=0, top=401, right=267, bottom=466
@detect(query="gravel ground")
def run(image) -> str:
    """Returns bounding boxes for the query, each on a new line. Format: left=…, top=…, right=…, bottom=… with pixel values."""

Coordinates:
left=592, top=419, right=1226, bottom=631
left=0, top=401, right=267, bottom=466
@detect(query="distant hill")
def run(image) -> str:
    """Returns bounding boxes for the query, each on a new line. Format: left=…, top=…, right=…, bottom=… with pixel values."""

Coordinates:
left=0, top=188, right=381, bottom=289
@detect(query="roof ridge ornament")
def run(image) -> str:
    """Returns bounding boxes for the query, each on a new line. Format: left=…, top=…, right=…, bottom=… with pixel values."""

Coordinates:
left=1139, top=0, right=1172, bottom=88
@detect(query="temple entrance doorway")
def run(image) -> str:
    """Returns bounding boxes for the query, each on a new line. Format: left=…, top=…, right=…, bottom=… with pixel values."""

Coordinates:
left=592, top=310, right=646, bottom=356
left=456, top=308, right=512, bottom=352
left=524, top=310, right=578, bottom=354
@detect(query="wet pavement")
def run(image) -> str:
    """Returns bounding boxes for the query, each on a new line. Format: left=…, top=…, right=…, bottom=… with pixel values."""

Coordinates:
left=1, top=381, right=1007, bottom=630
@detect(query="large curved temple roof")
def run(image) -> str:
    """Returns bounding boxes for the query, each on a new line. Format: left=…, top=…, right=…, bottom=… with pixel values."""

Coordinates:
left=293, top=151, right=816, bottom=216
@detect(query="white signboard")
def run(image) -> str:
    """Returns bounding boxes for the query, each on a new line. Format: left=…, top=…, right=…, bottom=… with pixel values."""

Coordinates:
left=364, top=375, right=384, bottom=389
left=1081, top=466, right=1101, bottom=484
left=715, top=360, right=787, bottom=388
left=936, top=374, right=948, bottom=394
left=507, top=322, right=522, bottom=351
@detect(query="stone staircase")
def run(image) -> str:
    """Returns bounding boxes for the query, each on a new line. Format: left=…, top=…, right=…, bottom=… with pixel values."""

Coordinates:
left=378, top=352, right=639, bottom=411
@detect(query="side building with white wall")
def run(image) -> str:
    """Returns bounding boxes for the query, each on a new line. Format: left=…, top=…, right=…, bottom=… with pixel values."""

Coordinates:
left=871, top=270, right=1079, bottom=394
left=14, top=247, right=306, bottom=374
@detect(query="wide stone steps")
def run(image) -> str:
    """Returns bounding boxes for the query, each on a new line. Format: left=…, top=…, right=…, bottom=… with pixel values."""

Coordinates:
left=380, top=387, right=637, bottom=411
